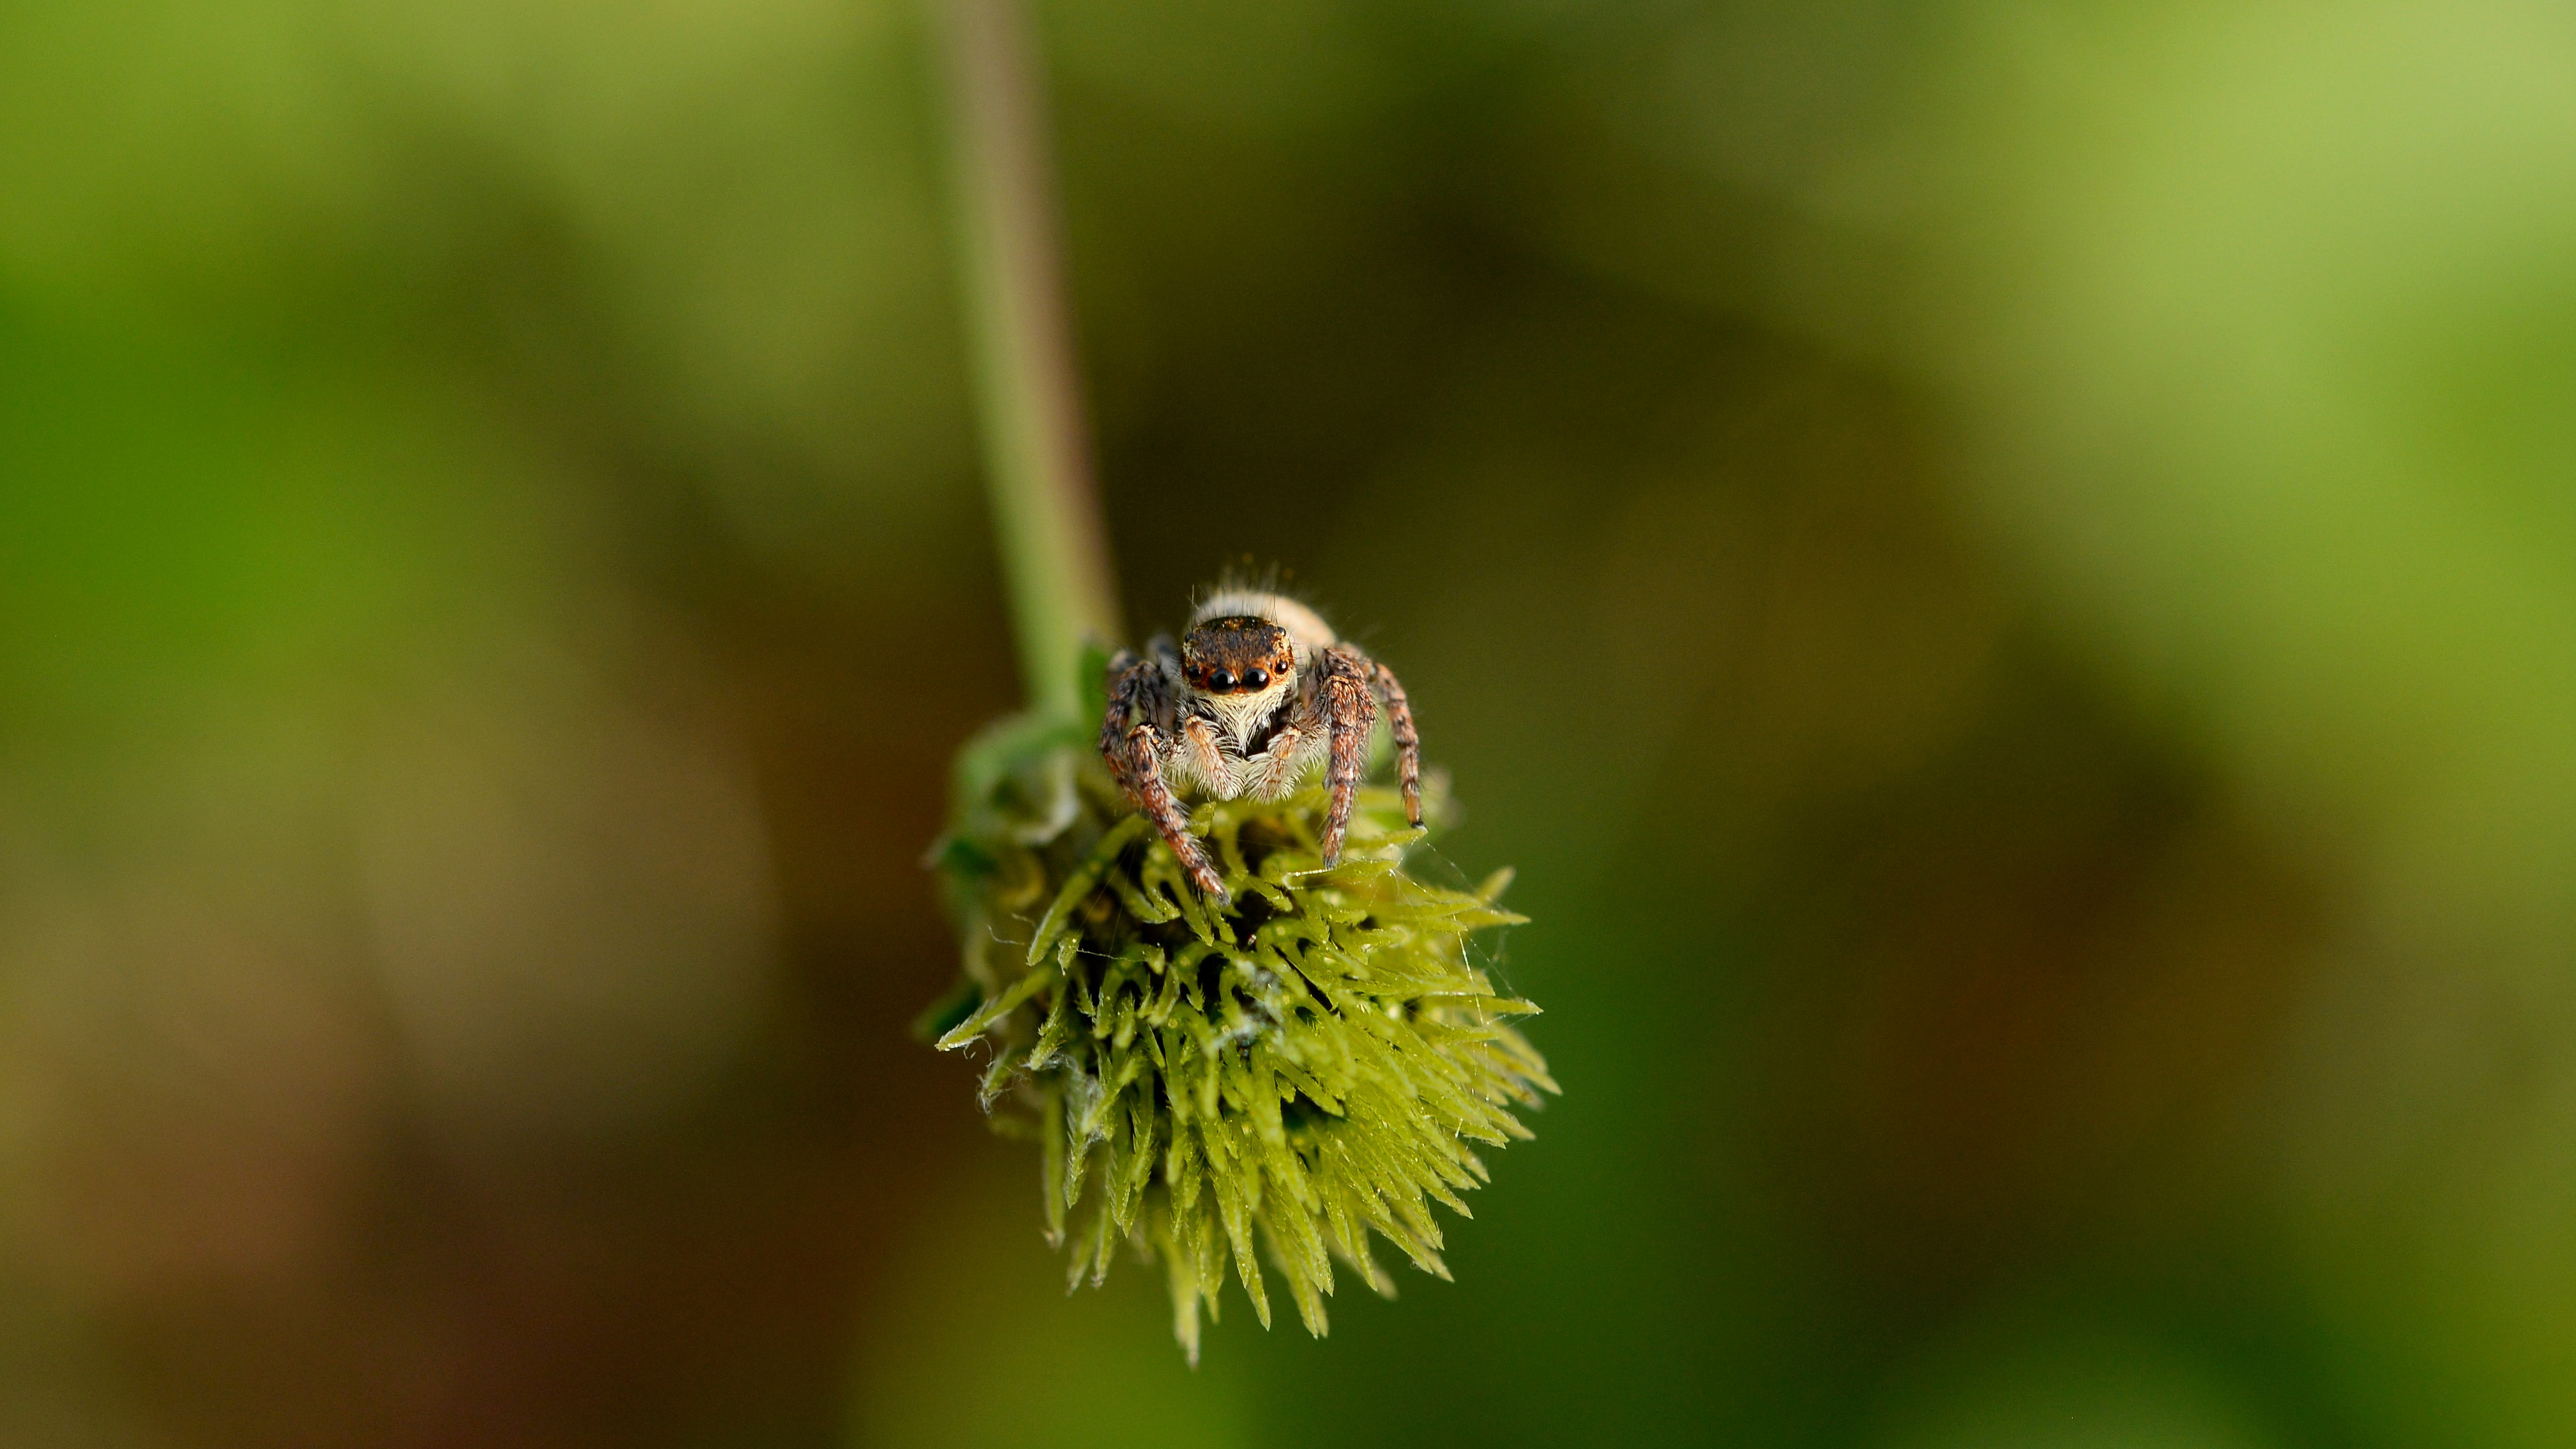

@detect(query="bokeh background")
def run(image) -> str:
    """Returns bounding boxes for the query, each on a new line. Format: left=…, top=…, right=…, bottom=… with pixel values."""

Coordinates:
left=7, top=0, right=2576, bottom=1444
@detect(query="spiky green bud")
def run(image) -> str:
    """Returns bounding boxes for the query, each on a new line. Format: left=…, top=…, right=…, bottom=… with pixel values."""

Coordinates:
left=924, top=696, right=1553, bottom=1362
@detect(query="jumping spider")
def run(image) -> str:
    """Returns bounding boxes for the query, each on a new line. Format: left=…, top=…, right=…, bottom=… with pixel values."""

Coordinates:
left=1100, top=589, right=1422, bottom=904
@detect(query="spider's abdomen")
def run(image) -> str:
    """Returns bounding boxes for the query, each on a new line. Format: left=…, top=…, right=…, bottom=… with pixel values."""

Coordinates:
left=1191, top=590, right=1336, bottom=653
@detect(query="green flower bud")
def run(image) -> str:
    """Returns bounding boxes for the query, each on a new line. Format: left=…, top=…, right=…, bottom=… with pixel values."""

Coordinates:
left=925, top=698, right=1552, bottom=1362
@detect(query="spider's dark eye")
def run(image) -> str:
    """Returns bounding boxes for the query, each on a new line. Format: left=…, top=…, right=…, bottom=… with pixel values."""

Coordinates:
left=1208, top=669, right=1236, bottom=692
left=1242, top=668, right=1269, bottom=690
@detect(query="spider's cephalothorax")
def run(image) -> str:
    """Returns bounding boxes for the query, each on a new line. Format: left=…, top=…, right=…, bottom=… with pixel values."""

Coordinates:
left=1100, top=590, right=1422, bottom=903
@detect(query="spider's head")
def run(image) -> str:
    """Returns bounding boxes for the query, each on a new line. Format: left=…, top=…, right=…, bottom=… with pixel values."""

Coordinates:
left=1181, top=616, right=1297, bottom=700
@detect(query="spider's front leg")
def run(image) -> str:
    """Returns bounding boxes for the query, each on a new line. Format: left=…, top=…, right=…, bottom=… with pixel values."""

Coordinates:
left=1315, top=647, right=1381, bottom=865
left=1100, top=652, right=1231, bottom=904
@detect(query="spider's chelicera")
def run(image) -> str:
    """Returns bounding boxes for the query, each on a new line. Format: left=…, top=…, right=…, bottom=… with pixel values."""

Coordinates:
left=1100, top=589, right=1422, bottom=903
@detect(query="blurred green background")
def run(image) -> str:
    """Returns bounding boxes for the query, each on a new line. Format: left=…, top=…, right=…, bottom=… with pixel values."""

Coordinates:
left=6, top=0, right=2576, bottom=1444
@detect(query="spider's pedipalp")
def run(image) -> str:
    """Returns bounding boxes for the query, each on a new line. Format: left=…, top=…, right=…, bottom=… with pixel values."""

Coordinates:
left=1250, top=722, right=1307, bottom=798
left=1179, top=714, right=1231, bottom=798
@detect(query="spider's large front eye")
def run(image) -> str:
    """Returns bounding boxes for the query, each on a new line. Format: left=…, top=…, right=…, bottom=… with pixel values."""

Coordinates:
left=1208, top=668, right=1236, bottom=692
left=1242, top=667, right=1268, bottom=690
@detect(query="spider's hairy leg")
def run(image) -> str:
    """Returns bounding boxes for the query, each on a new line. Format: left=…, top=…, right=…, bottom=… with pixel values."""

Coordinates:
left=1366, top=657, right=1424, bottom=828
left=1099, top=649, right=1155, bottom=759
left=1120, top=729, right=1228, bottom=902
left=1100, top=651, right=1230, bottom=903
left=1316, top=647, right=1379, bottom=865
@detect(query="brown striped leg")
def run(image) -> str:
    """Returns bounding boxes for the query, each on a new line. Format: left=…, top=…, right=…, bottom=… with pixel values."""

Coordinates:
left=1122, top=727, right=1228, bottom=902
left=1366, top=659, right=1423, bottom=827
left=1099, top=651, right=1157, bottom=782
left=1317, top=649, right=1379, bottom=864
left=1102, top=653, right=1228, bottom=902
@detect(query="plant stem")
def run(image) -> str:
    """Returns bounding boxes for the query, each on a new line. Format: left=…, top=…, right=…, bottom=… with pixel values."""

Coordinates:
left=937, top=0, right=1122, bottom=720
